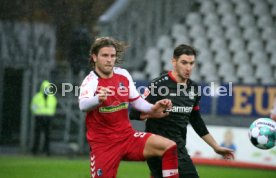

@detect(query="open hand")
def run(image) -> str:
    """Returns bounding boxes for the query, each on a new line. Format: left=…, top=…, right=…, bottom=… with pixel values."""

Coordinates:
left=214, top=146, right=235, bottom=160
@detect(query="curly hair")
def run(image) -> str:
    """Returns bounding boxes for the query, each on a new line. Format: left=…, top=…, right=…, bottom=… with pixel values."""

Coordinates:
left=89, top=37, right=128, bottom=68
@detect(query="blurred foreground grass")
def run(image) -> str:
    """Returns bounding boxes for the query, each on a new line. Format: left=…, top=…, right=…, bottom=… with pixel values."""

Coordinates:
left=0, top=155, right=275, bottom=178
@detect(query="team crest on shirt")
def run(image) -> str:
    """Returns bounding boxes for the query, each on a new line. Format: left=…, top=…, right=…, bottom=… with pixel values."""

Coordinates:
left=119, top=82, right=124, bottom=88
left=97, top=169, right=103, bottom=176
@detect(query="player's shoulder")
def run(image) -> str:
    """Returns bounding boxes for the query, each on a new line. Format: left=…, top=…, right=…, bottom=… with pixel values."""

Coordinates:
left=150, top=72, right=170, bottom=86
left=81, top=71, right=98, bottom=87
left=188, top=78, right=199, bottom=87
left=113, top=67, right=133, bottom=81
left=114, top=67, right=130, bottom=77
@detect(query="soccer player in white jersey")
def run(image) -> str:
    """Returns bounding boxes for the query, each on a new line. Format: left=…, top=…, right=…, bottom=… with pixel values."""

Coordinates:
left=79, top=37, right=179, bottom=178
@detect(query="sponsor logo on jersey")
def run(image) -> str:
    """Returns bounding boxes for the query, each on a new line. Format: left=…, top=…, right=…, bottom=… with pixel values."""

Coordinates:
left=99, top=102, right=129, bottom=113
left=166, top=106, right=193, bottom=113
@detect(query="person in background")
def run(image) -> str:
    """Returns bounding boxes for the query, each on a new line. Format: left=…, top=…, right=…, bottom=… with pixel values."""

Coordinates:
left=270, top=97, right=276, bottom=121
left=220, top=129, right=237, bottom=158
left=30, top=80, right=57, bottom=156
left=130, top=44, right=234, bottom=178
left=79, top=37, right=180, bottom=178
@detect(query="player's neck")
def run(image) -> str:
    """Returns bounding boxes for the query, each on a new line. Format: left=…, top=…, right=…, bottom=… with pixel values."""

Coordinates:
left=171, top=70, right=188, bottom=84
left=95, top=68, right=113, bottom=78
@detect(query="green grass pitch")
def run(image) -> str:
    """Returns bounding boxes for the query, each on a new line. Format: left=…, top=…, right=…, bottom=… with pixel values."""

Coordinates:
left=0, top=155, right=275, bottom=178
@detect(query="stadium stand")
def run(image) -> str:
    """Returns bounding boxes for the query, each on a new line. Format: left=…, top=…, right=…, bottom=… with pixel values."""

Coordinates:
left=141, top=0, right=276, bottom=84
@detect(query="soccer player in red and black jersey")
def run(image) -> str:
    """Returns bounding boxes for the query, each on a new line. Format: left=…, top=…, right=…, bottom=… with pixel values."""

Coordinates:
left=130, top=44, right=234, bottom=178
left=79, top=37, right=179, bottom=178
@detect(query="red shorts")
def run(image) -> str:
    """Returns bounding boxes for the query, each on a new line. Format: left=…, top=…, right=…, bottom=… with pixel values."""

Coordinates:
left=88, top=131, right=152, bottom=178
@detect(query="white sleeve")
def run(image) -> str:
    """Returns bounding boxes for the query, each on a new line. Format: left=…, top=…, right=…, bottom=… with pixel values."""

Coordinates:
left=114, top=68, right=140, bottom=100
left=78, top=73, right=100, bottom=112
left=79, top=74, right=98, bottom=100
left=130, top=97, right=153, bottom=113
left=79, top=96, right=100, bottom=112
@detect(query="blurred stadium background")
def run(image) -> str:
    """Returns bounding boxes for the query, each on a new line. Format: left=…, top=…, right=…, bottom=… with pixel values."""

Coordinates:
left=0, top=0, right=276, bottom=177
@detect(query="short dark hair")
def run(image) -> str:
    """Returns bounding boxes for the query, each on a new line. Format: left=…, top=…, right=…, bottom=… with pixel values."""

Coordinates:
left=89, top=37, right=128, bottom=68
left=173, top=44, right=198, bottom=59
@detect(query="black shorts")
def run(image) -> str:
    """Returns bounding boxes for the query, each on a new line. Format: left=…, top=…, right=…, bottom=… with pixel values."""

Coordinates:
left=147, top=146, right=199, bottom=178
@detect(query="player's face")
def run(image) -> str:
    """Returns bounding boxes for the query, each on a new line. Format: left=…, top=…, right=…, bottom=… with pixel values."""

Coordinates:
left=172, top=54, right=195, bottom=82
left=93, top=46, right=116, bottom=78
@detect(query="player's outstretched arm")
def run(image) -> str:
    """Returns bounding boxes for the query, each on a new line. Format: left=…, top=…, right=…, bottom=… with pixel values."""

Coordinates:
left=202, top=134, right=235, bottom=160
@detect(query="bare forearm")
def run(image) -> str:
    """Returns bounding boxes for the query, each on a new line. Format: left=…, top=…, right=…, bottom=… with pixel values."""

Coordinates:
left=202, top=133, right=220, bottom=150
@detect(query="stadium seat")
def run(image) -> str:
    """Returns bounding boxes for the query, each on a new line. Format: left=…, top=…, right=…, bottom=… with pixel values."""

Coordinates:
left=193, top=38, right=209, bottom=51
left=224, top=74, right=239, bottom=84
left=210, top=38, right=227, bottom=52
left=229, top=38, right=246, bottom=52
left=200, top=0, right=216, bottom=14
left=217, top=2, right=234, bottom=16
left=190, top=66, right=201, bottom=82
left=203, top=13, right=220, bottom=27
left=265, top=39, right=276, bottom=54
left=234, top=1, right=252, bottom=16
left=207, top=26, right=224, bottom=39
left=233, top=51, right=250, bottom=65
left=268, top=0, right=276, bottom=5
left=131, top=71, right=146, bottom=80
left=239, top=14, right=256, bottom=29
left=145, top=47, right=161, bottom=79
left=225, top=27, right=242, bottom=40
left=242, top=76, right=257, bottom=84
left=252, top=1, right=270, bottom=16
left=221, top=13, right=238, bottom=28
left=171, top=23, right=188, bottom=38
left=161, top=48, right=173, bottom=71
left=161, top=48, right=174, bottom=63
left=214, top=50, right=231, bottom=65
left=257, top=15, right=274, bottom=29
left=247, top=39, right=264, bottom=53
left=156, top=35, right=172, bottom=50
left=251, top=52, right=268, bottom=66
left=270, top=52, right=276, bottom=67
left=189, top=25, right=206, bottom=39
left=218, top=62, right=235, bottom=77
left=205, top=73, right=220, bottom=83
left=173, top=35, right=190, bottom=47
left=186, top=12, right=202, bottom=27
left=261, top=27, right=276, bottom=41
left=255, top=64, right=273, bottom=79
left=243, top=28, right=260, bottom=41
left=271, top=4, right=276, bottom=17
left=237, top=64, right=254, bottom=78
left=145, top=47, right=159, bottom=60
left=200, top=63, right=217, bottom=77
left=163, top=61, right=173, bottom=72
left=196, top=49, right=213, bottom=64
left=261, top=77, right=275, bottom=85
